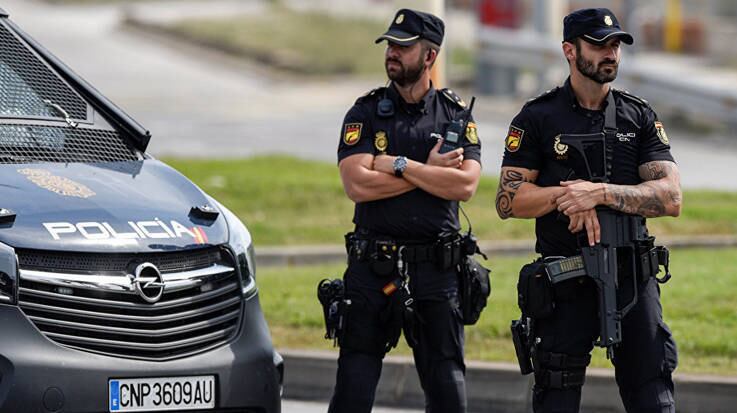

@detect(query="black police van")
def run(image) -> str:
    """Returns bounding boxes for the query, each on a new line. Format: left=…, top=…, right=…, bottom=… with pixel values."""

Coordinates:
left=0, top=8, right=282, bottom=413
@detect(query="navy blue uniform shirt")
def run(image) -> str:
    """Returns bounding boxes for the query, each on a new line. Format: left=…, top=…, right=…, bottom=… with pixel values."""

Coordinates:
left=502, top=78, right=674, bottom=256
left=338, top=83, right=481, bottom=240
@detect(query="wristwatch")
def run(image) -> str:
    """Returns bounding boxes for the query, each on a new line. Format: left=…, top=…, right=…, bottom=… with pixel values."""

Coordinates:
left=393, top=156, right=408, bottom=177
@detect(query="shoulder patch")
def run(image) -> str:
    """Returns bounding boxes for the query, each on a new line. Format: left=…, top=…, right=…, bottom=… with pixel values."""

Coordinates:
left=505, top=125, right=524, bottom=152
left=343, top=123, right=362, bottom=146
left=355, top=86, right=386, bottom=104
left=441, top=88, right=467, bottom=108
left=523, top=87, right=560, bottom=107
left=613, top=88, right=650, bottom=107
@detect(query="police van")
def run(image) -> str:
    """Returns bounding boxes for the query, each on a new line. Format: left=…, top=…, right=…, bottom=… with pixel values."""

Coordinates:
left=0, top=8, right=282, bottom=413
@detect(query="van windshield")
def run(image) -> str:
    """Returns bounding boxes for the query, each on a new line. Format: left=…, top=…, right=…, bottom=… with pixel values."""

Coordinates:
left=0, top=21, right=88, bottom=121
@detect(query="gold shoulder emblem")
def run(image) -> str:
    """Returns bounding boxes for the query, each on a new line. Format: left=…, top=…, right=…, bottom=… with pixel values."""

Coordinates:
left=465, top=122, right=478, bottom=144
left=654, top=121, right=669, bottom=145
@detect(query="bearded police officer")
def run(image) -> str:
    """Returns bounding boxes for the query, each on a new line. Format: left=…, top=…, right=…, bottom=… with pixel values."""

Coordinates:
left=497, top=8, right=680, bottom=413
left=330, top=9, right=482, bottom=413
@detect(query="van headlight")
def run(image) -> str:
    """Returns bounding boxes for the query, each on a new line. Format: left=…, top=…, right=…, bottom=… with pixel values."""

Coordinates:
left=213, top=199, right=258, bottom=299
left=0, top=242, right=17, bottom=305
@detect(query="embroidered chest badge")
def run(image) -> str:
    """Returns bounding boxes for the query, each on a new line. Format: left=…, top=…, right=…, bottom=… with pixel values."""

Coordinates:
left=374, top=130, right=388, bottom=153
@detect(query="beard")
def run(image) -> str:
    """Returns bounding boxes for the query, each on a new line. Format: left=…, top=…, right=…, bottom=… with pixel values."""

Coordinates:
left=385, top=54, right=425, bottom=87
left=575, top=53, right=618, bottom=84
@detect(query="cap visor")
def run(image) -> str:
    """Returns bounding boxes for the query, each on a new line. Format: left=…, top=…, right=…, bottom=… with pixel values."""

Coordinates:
left=582, top=29, right=634, bottom=45
left=375, top=29, right=421, bottom=46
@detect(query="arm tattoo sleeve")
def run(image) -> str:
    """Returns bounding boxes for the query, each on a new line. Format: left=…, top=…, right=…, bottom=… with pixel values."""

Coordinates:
left=604, top=161, right=681, bottom=217
left=495, top=169, right=532, bottom=219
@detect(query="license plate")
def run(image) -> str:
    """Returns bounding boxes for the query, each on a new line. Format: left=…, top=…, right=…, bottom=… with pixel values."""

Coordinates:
left=109, top=375, right=215, bottom=412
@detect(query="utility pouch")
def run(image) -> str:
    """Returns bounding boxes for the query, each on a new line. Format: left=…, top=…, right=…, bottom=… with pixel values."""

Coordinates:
left=345, top=232, right=369, bottom=262
left=370, top=240, right=398, bottom=276
left=436, top=232, right=462, bottom=270
left=517, top=259, right=554, bottom=319
left=458, top=256, right=491, bottom=325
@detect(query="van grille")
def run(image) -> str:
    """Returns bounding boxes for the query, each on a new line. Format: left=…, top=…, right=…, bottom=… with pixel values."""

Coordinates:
left=17, top=247, right=243, bottom=361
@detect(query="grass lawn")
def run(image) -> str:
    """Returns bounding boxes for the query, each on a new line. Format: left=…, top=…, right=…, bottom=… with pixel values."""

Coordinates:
left=257, top=248, right=737, bottom=375
left=161, top=7, right=472, bottom=77
left=164, top=156, right=737, bottom=246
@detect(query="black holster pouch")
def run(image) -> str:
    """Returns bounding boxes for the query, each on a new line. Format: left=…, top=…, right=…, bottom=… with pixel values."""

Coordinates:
left=458, top=255, right=491, bottom=325
left=517, top=259, right=554, bottom=319
left=317, top=278, right=347, bottom=345
left=511, top=317, right=534, bottom=375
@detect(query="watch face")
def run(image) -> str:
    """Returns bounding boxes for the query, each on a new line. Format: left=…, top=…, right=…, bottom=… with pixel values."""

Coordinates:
left=394, top=156, right=407, bottom=176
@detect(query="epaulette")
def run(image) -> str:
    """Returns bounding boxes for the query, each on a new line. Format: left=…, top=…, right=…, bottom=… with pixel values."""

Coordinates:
left=523, top=86, right=560, bottom=107
left=612, top=88, right=650, bottom=107
left=440, top=88, right=467, bottom=109
left=355, top=86, right=386, bottom=104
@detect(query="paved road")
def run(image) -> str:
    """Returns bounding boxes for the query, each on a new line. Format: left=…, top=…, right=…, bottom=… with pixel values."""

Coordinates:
left=283, top=399, right=421, bottom=412
left=5, top=0, right=737, bottom=190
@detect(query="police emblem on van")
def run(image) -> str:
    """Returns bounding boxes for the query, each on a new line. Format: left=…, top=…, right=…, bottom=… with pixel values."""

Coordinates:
left=18, top=168, right=95, bottom=198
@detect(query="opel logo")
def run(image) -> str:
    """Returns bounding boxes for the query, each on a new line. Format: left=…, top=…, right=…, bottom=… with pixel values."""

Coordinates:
left=132, top=262, right=164, bottom=303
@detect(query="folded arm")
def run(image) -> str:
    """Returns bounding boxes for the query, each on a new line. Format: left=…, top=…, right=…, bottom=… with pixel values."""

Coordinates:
left=339, top=153, right=415, bottom=203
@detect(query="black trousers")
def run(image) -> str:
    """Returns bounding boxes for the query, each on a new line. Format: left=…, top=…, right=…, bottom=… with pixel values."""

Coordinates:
left=532, top=276, right=678, bottom=413
left=328, top=259, right=466, bottom=413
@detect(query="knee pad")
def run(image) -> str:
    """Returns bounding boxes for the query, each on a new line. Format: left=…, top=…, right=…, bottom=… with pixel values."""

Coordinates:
left=533, top=350, right=591, bottom=390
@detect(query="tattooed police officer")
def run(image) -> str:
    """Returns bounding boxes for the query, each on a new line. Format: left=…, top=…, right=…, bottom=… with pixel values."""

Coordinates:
left=496, top=8, right=680, bottom=413
left=330, top=9, right=482, bottom=413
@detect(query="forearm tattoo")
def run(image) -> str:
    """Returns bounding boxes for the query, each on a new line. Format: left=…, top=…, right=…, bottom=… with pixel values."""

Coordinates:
left=496, top=169, right=532, bottom=219
left=604, top=161, right=681, bottom=217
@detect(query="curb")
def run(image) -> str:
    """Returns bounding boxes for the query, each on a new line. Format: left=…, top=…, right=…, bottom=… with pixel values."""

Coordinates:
left=280, top=349, right=737, bottom=413
left=256, top=235, right=737, bottom=267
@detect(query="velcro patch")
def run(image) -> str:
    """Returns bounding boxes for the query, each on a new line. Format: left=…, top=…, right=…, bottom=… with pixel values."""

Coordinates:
left=343, top=123, right=362, bottom=146
left=505, top=126, right=524, bottom=152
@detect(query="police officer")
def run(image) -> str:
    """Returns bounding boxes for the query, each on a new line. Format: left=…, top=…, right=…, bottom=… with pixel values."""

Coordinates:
left=496, top=8, right=680, bottom=413
left=330, top=8, right=482, bottom=413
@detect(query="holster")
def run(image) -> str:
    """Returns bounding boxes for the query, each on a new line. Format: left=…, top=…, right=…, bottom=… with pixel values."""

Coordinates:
left=636, top=236, right=672, bottom=283
left=317, top=278, right=347, bottom=345
left=511, top=317, right=534, bottom=375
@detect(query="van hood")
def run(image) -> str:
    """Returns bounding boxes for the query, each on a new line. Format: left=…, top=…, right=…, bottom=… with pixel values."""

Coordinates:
left=0, top=160, right=228, bottom=253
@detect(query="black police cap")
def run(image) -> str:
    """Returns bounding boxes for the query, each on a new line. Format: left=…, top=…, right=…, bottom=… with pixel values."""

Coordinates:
left=563, top=8, right=633, bottom=45
left=375, top=9, right=444, bottom=47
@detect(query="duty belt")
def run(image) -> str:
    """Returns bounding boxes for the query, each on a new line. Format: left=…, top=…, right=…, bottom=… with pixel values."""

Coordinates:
left=345, top=231, right=464, bottom=267
left=544, top=245, right=671, bottom=284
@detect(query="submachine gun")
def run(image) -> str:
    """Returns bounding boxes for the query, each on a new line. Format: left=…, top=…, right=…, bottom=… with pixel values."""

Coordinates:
left=543, top=93, right=671, bottom=358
